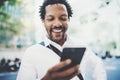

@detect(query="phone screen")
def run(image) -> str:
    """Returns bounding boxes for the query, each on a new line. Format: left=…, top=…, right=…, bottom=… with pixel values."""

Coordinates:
left=58, top=47, right=86, bottom=72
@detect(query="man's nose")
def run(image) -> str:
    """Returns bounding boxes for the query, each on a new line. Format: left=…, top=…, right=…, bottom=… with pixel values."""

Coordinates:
left=53, top=19, right=62, bottom=27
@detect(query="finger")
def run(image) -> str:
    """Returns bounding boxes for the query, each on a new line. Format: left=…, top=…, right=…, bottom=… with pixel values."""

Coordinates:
left=48, top=59, right=71, bottom=72
left=52, top=64, right=79, bottom=78
left=53, top=68, right=80, bottom=80
left=62, top=70, right=80, bottom=80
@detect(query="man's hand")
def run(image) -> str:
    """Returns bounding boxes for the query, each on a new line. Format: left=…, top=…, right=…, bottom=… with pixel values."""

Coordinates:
left=41, top=59, right=80, bottom=80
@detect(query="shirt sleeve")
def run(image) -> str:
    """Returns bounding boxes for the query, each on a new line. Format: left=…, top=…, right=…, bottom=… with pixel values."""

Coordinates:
left=16, top=48, right=37, bottom=80
left=92, top=57, right=107, bottom=80
left=84, top=47, right=107, bottom=80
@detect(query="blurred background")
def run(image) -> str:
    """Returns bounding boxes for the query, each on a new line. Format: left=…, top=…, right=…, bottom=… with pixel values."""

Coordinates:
left=0, top=0, right=120, bottom=80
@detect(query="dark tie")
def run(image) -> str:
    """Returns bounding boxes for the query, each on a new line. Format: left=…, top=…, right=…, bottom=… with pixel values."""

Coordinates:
left=47, top=44, right=84, bottom=80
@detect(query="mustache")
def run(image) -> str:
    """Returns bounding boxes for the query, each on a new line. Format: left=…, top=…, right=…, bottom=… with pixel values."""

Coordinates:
left=52, top=26, right=64, bottom=29
left=50, top=26, right=67, bottom=32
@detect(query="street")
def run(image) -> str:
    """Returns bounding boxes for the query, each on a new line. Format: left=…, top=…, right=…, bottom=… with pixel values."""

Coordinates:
left=0, top=72, right=17, bottom=80
left=104, top=58, right=120, bottom=80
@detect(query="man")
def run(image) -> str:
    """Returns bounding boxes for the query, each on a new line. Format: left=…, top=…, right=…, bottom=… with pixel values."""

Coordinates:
left=17, top=0, right=107, bottom=80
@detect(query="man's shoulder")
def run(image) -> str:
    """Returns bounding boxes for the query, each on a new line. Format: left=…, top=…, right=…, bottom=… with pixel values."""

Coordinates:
left=23, top=43, right=48, bottom=57
left=23, top=43, right=59, bottom=59
left=26, top=43, right=45, bottom=51
left=21, top=43, right=60, bottom=66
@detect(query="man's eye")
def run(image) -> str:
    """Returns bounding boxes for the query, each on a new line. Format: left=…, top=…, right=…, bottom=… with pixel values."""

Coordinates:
left=47, top=19, right=53, bottom=21
left=47, top=18, right=54, bottom=21
left=60, top=17, right=68, bottom=21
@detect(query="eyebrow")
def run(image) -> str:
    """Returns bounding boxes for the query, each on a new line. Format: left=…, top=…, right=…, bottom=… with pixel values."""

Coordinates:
left=61, top=14, right=68, bottom=17
left=46, top=15, right=53, bottom=17
left=46, top=14, right=67, bottom=18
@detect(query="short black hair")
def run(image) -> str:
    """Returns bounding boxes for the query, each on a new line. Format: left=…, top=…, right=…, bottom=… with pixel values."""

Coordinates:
left=39, top=0, right=73, bottom=20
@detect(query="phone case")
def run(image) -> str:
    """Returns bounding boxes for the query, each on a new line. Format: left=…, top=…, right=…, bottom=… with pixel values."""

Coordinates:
left=58, top=47, right=86, bottom=72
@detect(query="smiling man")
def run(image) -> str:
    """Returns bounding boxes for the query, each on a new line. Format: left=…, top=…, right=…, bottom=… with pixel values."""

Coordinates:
left=16, top=0, right=107, bottom=80
left=43, top=4, right=68, bottom=45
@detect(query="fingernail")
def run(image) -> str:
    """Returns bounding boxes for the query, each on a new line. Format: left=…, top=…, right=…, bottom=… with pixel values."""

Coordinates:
left=66, top=59, right=71, bottom=64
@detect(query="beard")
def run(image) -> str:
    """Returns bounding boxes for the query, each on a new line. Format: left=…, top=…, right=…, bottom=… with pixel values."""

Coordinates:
left=48, top=26, right=67, bottom=44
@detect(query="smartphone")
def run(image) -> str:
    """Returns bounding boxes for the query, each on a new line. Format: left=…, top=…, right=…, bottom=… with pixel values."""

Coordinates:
left=58, top=47, right=86, bottom=72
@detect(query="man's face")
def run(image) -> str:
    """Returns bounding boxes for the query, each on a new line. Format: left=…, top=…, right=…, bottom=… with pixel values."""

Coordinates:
left=42, top=4, right=69, bottom=43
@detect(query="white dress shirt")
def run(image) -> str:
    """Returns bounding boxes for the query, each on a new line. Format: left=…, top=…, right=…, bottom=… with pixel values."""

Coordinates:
left=16, top=36, right=107, bottom=80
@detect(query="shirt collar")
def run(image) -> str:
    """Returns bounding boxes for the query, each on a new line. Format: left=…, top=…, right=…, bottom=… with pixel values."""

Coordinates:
left=43, top=35, right=71, bottom=52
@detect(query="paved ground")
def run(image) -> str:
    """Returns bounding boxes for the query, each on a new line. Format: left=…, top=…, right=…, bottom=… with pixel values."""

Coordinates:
left=0, top=49, right=120, bottom=80
left=0, top=72, right=17, bottom=80
left=0, top=48, right=25, bottom=60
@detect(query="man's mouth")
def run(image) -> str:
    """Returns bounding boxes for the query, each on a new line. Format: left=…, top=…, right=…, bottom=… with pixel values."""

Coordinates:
left=52, top=29, right=62, bottom=33
left=51, top=26, right=64, bottom=33
left=49, top=26, right=66, bottom=42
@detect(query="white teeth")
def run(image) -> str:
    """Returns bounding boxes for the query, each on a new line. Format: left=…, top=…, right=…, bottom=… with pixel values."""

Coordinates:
left=52, top=29, right=62, bottom=32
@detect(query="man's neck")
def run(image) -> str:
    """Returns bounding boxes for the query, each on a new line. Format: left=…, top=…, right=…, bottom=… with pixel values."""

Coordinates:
left=58, top=38, right=66, bottom=46
left=48, top=34, right=67, bottom=46
left=57, top=34, right=67, bottom=46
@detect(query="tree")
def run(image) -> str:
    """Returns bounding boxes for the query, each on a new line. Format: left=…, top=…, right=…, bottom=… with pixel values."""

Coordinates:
left=0, top=0, right=24, bottom=47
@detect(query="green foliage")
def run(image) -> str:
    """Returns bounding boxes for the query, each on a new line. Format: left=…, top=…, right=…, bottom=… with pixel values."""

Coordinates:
left=0, top=13, right=24, bottom=45
left=0, top=0, right=21, bottom=7
left=0, top=0, right=24, bottom=47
